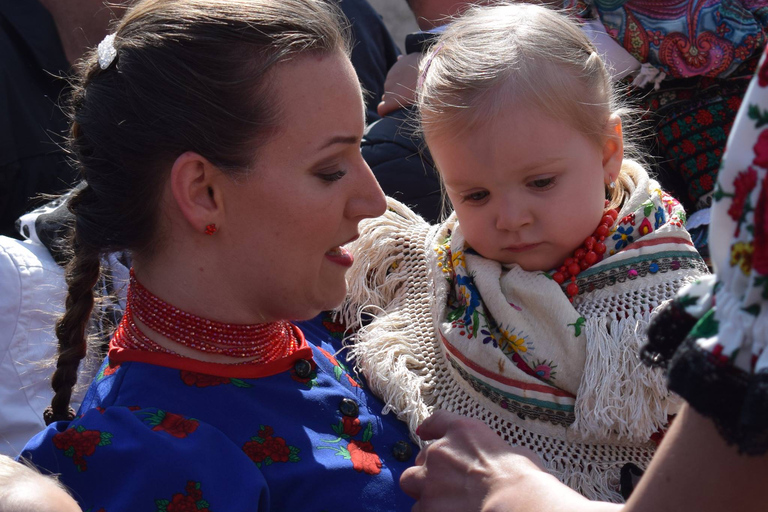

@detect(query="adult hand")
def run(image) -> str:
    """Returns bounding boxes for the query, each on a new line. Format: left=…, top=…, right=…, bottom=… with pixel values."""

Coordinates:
left=400, top=410, right=606, bottom=512
left=377, top=53, right=423, bottom=117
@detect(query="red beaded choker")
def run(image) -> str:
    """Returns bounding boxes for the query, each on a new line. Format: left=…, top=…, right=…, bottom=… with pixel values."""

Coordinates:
left=552, top=201, right=618, bottom=302
left=112, top=269, right=298, bottom=362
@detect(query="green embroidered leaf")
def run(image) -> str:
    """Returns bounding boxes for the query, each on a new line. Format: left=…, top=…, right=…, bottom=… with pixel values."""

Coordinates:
left=757, top=277, right=768, bottom=299
left=676, top=294, right=698, bottom=308
left=332, top=422, right=343, bottom=436
left=155, top=499, right=170, bottom=512
left=748, top=103, right=768, bottom=128
left=540, top=272, right=553, bottom=280
left=64, top=446, right=75, bottom=457
left=99, top=432, right=113, bottom=446
left=678, top=211, right=687, bottom=224
left=567, top=317, right=585, bottom=337
left=689, top=310, right=719, bottom=339
left=333, top=366, right=343, bottom=381
left=446, top=307, right=465, bottom=322
left=197, top=500, right=210, bottom=510
left=471, top=311, right=480, bottom=337
left=265, top=457, right=273, bottom=466
left=289, top=446, right=300, bottom=459
left=194, top=482, right=201, bottom=490
left=362, top=422, right=374, bottom=442
left=251, top=436, right=265, bottom=443
left=231, top=378, right=251, bottom=388
left=339, top=446, right=351, bottom=459
left=712, top=185, right=730, bottom=202
left=76, top=425, right=86, bottom=433
left=643, top=201, right=654, bottom=217
left=147, top=410, right=164, bottom=427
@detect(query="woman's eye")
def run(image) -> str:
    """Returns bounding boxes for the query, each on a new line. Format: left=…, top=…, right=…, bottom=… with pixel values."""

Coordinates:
left=463, top=190, right=489, bottom=203
left=319, top=170, right=347, bottom=182
left=529, top=177, right=555, bottom=190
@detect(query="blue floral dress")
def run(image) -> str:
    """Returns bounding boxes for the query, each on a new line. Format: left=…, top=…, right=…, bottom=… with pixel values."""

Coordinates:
left=21, top=316, right=416, bottom=511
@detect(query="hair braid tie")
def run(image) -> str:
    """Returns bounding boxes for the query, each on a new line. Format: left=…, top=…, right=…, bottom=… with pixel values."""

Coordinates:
left=43, top=406, right=76, bottom=425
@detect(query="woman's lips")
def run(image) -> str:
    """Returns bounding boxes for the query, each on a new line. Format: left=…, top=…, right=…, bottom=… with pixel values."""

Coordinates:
left=325, top=245, right=354, bottom=267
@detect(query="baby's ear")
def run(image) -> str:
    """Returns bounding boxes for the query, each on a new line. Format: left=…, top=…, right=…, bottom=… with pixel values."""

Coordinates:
left=602, top=114, right=624, bottom=182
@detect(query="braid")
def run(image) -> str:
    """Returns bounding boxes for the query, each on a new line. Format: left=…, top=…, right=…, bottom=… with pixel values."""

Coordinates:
left=44, top=188, right=102, bottom=425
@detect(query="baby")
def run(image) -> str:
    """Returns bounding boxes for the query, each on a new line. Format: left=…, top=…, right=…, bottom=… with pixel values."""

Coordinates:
left=340, top=2, right=709, bottom=502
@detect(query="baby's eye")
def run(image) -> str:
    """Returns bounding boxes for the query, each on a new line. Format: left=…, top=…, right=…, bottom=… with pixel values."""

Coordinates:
left=463, top=190, right=490, bottom=203
left=528, top=177, right=555, bottom=190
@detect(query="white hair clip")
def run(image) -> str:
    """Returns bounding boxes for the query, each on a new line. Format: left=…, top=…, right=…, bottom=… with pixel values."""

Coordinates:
left=97, top=33, right=117, bottom=70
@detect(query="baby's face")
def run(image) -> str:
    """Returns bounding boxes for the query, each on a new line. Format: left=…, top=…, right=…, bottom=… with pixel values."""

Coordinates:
left=428, top=104, right=616, bottom=271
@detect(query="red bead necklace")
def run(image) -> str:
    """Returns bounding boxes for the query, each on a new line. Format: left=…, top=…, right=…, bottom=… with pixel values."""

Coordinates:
left=111, top=270, right=298, bottom=362
left=552, top=201, right=618, bottom=302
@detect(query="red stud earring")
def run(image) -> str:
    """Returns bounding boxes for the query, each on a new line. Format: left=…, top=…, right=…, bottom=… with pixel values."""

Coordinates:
left=204, top=223, right=217, bottom=235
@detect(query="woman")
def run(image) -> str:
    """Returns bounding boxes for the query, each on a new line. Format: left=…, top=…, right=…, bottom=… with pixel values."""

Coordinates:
left=21, top=0, right=416, bottom=510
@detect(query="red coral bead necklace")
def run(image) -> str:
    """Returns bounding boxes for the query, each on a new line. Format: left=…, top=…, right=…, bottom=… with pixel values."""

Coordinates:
left=112, top=269, right=299, bottom=362
left=552, top=200, right=618, bottom=302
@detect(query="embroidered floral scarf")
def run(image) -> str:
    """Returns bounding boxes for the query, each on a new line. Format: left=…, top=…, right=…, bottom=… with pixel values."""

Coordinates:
left=434, top=171, right=700, bottom=438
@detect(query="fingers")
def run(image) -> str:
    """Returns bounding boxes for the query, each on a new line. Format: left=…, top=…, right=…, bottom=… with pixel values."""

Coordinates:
left=416, top=409, right=476, bottom=441
left=400, top=461, right=427, bottom=499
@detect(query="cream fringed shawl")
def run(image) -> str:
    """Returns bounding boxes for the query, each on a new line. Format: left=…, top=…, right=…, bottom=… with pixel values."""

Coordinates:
left=338, top=167, right=709, bottom=502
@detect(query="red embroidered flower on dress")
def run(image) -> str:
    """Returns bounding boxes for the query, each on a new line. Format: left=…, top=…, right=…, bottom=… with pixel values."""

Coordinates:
left=695, top=109, right=714, bottom=126
left=752, top=172, right=768, bottom=275
left=754, top=130, right=768, bottom=169
left=347, top=440, right=382, bottom=475
left=728, top=168, right=758, bottom=231
left=699, top=173, right=714, bottom=193
left=102, top=363, right=120, bottom=376
left=156, top=481, right=210, bottom=512
left=53, top=425, right=113, bottom=472
left=681, top=139, right=697, bottom=155
left=262, top=436, right=291, bottom=462
left=342, top=416, right=362, bottom=437
left=242, top=425, right=300, bottom=468
left=151, top=411, right=200, bottom=439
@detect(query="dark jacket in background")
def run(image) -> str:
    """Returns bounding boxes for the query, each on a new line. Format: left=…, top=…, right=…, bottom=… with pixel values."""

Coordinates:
left=361, top=32, right=443, bottom=224
left=0, top=0, right=75, bottom=239
left=340, top=0, right=400, bottom=124
left=362, top=107, right=442, bottom=223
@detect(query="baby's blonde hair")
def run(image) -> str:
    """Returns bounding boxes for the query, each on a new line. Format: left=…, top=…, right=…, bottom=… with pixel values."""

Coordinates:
left=416, top=2, right=645, bottom=210
left=0, top=455, right=78, bottom=511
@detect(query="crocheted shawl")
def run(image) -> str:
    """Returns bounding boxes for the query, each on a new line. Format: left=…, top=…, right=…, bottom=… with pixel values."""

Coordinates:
left=339, top=164, right=709, bottom=501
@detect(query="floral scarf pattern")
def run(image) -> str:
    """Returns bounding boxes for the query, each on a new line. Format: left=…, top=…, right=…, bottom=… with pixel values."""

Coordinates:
left=435, top=170, right=699, bottom=437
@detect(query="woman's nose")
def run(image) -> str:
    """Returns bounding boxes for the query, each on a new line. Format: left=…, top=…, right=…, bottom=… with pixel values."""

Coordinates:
left=347, top=159, right=387, bottom=220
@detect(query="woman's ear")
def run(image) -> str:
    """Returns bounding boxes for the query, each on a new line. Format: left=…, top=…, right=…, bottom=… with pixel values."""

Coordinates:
left=169, top=151, right=225, bottom=234
left=602, top=114, right=624, bottom=184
